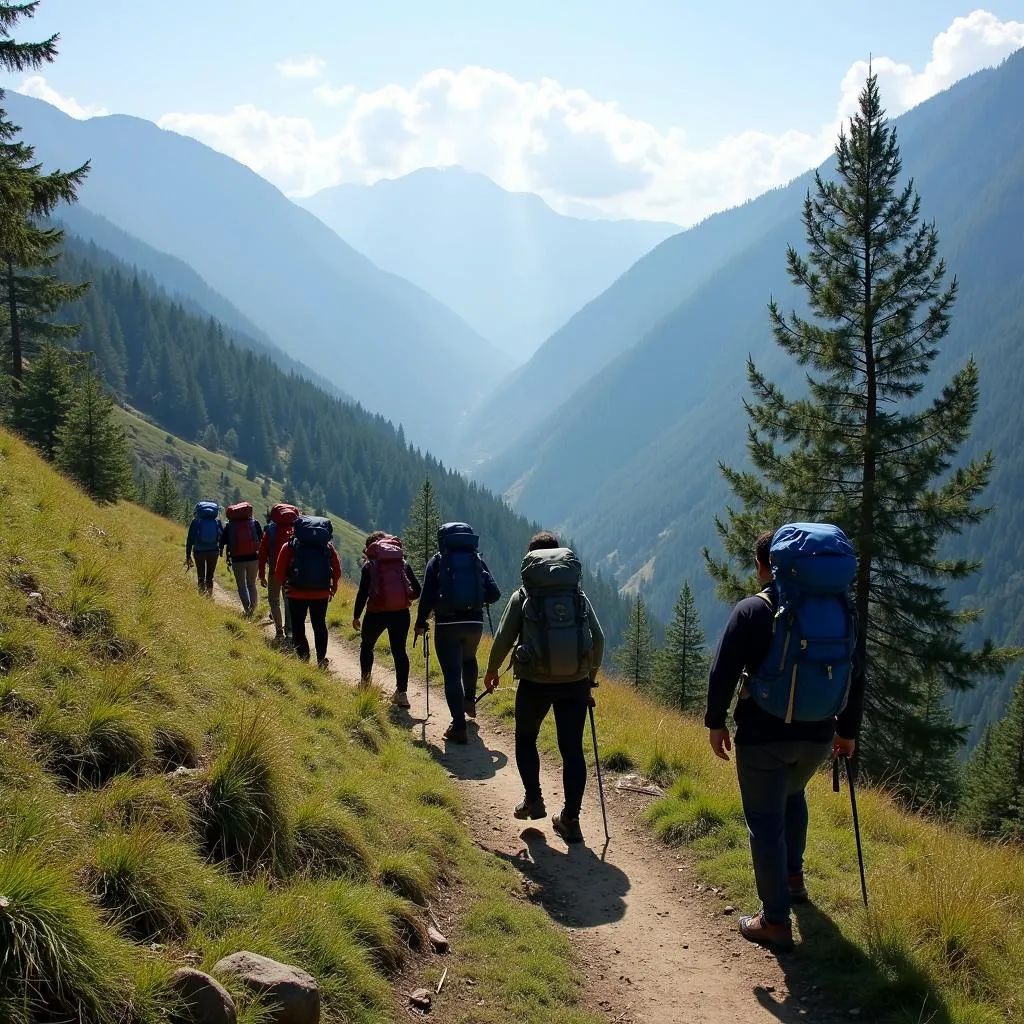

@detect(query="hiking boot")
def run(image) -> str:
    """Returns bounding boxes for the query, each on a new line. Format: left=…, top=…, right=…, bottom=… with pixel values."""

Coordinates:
left=464, top=699, right=477, bottom=719
left=551, top=812, right=584, bottom=845
left=358, top=672, right=372, bottom=689
left=274, top=628, right=285, bottom=641
left=738, top=911, right=794, bottom=952
left=789, top=872, right=809, bottom=904
left=317, top=658, right=331, bottom=671
left=514, top=796, right=547, bottom=820
left=391, top=690, right=411, bottom=709
left=443, top=722, right=468, bottom=744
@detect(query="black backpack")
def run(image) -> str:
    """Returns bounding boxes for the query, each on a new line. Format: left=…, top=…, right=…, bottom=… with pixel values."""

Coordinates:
left=435, top=522, right=485, bottom=616
left=287, top=516, right=333, bottom=591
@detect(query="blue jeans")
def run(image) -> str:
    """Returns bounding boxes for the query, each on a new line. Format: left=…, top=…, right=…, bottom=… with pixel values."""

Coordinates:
left=433, top=623, right=483, bottom=728
left=735, top=740, right=832, bottom=923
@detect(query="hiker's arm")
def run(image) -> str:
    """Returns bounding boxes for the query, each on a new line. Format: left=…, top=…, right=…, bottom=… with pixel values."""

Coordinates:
left=836, top=629, right=866, bottom=746
left=405, top=560, right=422, bottom=600
left=185, top=521, right=195, bottom=561
left=486, top=591, right=523, bottom=673
left=329, top=547, right=341, bottom=594
left=704, top=598, right=761, bottom=730
left=587, top=598, right=605, bottom=679
left=257, top=531, right=269, bottom=578
left=274, top=546, right=291, bottom=587
left=480, top=558, right=501, bottom=606
left=414, top=557, right=438, bottom=631
left=353, top=564, right=371, bottom=620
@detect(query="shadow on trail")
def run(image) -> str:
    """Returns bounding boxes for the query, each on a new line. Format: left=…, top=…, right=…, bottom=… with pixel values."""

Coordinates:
left=750, top=902, right=953, bottom=1024
left=417, top=721, right=509, bottom=780
left=494, top=826, right=629, bottom=928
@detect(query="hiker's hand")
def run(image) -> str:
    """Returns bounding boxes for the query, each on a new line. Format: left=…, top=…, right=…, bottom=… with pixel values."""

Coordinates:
left=709, top=728, right=732, bottom=761
left=413, top=627, right=426, bottom=645
left=588, top=694, right=596, bottom=708
left=833, top=735, right=856, bottom=759
left=329, top=586, right=337, bottom=599
left=258, top=575, right=266, bottom=588
left=483, top=670, right=500, bottom=693
left=352, top=618, right=361, bottom=632
left=186, top=557, right=193, bottom=569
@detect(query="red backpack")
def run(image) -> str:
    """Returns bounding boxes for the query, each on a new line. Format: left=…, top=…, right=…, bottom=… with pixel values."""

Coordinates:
left=267, top=504, right=300, bottom=569
left=226, top=502, right=260, bottom=559
left=366, top=535, right=414, bottom=613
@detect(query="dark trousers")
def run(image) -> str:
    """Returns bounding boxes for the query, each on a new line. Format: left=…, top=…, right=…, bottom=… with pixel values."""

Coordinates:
left=289, top=597, right=329, bottom=663
left=515, top=679, right=591, bottom=818
left=735, top=740, right=832, bottom=923
left=194, top=551, right=218, bottom=594
left=433, top=623, right=483, bottom=728
left=360, top=609, right=412, bottom=689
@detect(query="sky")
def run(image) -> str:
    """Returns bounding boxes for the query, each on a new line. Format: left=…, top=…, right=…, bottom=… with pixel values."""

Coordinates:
left=9, top=2, right=1024, bottom=226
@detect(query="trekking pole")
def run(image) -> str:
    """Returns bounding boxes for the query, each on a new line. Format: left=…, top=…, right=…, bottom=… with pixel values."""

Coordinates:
left=588, top=704, right=611, bottom=844
left=833, top=756, right=869, bottom=907
left=486, top=603, right=494, bottom=636
left=423, top=630, right=431, bottom=719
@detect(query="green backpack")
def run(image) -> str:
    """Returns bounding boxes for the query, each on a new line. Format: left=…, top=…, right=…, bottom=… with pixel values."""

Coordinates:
left=514, top=548, right=594, bottom=683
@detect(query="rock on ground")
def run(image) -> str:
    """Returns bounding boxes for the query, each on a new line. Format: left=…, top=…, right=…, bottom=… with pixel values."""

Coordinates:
left=169, top=968, right=237, bottom=1024
left=212, top=951, right=319, bottom=1024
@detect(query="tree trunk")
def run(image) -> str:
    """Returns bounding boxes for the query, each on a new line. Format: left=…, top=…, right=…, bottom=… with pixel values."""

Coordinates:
left=7, top=257, right=21, bottom=381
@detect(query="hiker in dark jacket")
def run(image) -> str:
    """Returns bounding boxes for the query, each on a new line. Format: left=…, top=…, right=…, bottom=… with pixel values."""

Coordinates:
left=353, top=531, right=422, bottom=706
left=484, top=531, right=605, bottom=845
left=705, top=528, right=864, bottom=952
left=221, top=504, right=263, bottom=617
left=185, top=502, right=223, bottom=597
left=413, top=522, right=500, bottom=744
left=274, top=526, right=341, bottom=669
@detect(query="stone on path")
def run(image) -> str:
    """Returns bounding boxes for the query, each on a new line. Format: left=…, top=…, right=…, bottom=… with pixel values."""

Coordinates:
left=213, top=952, right=319, bottom=1024
left=410, top=988, right=433, bottom=1011
left=169, top=968, right=237, bottom=1024
left=427, top=925, right=450, bottom=953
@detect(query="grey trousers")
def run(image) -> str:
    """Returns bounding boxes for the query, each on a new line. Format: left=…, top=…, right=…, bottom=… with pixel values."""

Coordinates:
left=231, top=561, right=259, bottom=615
left=267, top=575, right=291, bottom=634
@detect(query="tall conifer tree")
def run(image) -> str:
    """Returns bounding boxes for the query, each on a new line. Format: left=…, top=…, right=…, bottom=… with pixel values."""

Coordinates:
left=706, top=72, right=1011, bottom=779
left=654, top=580, right=707, bottom=712
left=9, top=341, right=77, bottom=458
left=151, top=464, right=181, bottom=519
left=615, top=595, right=654, bottom=692
left=403, top=479, right=441, bottom=578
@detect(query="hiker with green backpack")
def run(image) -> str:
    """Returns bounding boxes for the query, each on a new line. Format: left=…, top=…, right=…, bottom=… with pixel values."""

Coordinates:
left=483, top=532, right=605, bottom=845
left=185, top=501, right=223, bottom=597
left=705, top=524, right=865, bottom=952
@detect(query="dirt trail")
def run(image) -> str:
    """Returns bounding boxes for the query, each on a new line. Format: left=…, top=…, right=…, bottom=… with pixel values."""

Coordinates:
left=213, top=585, right=809, bottom=1023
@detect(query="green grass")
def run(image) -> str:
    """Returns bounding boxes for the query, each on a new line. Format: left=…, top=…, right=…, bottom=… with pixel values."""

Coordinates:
left=0, top=429, right=597, bottom=1023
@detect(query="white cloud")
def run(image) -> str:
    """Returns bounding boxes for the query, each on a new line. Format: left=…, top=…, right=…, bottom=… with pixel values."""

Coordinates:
left=276, top=55, right=326, bottom=80
left=15, top=75, right=108, bottom=119
left=152, top=10, right=1023, bottom=223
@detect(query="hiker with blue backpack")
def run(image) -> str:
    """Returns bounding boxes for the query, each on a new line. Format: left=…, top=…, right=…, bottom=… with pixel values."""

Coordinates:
left=221, top=502, right=263, bottom=617
left=705, top=524, right=865, bottom=952
left=186, top=501, right=223, bottom=596
left=273, top=515, right=341, bottom=669
left=413, top=523, right=500, bottom=743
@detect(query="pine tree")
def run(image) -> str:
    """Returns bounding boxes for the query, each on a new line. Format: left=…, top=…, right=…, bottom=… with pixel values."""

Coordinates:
left=705, top=72, right=1012, bottom=781
left=9, top=342, right=78, bottom=458
left=223, top=427, right=239, bottom=456
left=201, top=422, right=220, bottom=451
left=56, top=371, right=132, bottom=502
left=654, top=581, right=707, bottom=712
left=615, top=595, right=654, bottom=692
left=151, top=464, right=181, bottom=519
left=962, top=673, right=1024, bottom=838
left=403, top=478, right=442, bottom=577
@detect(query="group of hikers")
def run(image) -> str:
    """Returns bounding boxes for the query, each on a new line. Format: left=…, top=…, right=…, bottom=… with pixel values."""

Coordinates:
left=187, top=500, right=864, bottom=953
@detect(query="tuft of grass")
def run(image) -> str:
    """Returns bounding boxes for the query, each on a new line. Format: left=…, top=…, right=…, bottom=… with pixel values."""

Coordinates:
left=88, top=827, right=196, bottom=939
left=601, top=746, right=635, bottom=772
left=291, top=800, right=373, bottom=879
left=152, top=719, right=199, bottom=770
left=344, top=687, right=388, bottom=751
left=203, top=713, right=292, bottom=873
left=376, top=851, right=431, bottom=905
left=89, top=774, right=189, bottom=835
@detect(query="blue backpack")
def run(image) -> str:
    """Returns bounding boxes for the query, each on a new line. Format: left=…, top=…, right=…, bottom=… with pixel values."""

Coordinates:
left=435, top=522, right=485, bottom=616
left=193, top=502, right=220, bottom=553
left=287, top=516, right=334, bottom=591
left=748, top=523, right=857, bottom=723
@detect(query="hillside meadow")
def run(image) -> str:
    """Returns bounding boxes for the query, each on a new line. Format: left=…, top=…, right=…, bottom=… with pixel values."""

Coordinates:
left=0, top=430, right=598, bottom=1024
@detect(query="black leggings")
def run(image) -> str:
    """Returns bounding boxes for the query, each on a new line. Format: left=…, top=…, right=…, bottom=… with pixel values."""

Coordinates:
left=515, top=679, right=591, bottom=818
left=289, top=597, right=329, bottom=663
left=360, top=609, right=411, bottom=688
left=194, top=551, right=218, bottom=594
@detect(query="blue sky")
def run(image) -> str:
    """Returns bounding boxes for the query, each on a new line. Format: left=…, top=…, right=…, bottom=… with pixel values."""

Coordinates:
left=12, top=2, right=1024, bottom=223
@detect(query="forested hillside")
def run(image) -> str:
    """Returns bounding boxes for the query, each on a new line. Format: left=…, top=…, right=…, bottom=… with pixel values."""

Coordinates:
left=51, top=234, right=634, bottom=641
left=476, top=53, right=1024, bottom=739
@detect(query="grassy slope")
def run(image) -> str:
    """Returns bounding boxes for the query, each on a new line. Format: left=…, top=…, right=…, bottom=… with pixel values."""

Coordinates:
left=0, top=429, right=597, bottom=1024
left=121, top=406, right=366, bottom=569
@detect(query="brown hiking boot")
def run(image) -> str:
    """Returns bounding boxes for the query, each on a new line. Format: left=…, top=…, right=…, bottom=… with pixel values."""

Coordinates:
left=443, top=722, right=468, bottom=744
left=551, top=812, right=584, bottom=845
left=739, top=911, right=794, bottom=952
left=789, top=872, right=809, bottom=903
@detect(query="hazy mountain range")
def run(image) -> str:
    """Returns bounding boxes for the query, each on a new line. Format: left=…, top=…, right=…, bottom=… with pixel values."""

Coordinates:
left=298, top=167, right=677, bottom=360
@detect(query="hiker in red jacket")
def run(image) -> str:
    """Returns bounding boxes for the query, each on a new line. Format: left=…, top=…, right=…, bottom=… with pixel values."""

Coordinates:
left=259, top=503, right=300, bottom=640
left=274, top=515, right=340, bottom=669
left=352, top=531, right=421, bottom=706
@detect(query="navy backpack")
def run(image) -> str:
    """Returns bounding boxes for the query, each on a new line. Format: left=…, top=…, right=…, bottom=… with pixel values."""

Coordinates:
left=287, top=516, right=334, bottom=591
left=435, top=522, right=485, bottom=616
left=747, top=522, right=857, bottom=723
left=193, top=501, right=220, bottom=552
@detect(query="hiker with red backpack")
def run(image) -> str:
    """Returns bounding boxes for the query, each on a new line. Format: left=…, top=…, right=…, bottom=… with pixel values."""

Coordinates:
left=352, top=531, right=422, bottom=705
left=273, top=515, right=340, bottom=669
left=221, top=502, right=263, bottom=617
left=414, top=522, right=500, bottom=743
left=186, top=501, right=223, bottom=596
left=705, top=524, right=865, bottom=952
left=259, top=503, right=300, bottom=640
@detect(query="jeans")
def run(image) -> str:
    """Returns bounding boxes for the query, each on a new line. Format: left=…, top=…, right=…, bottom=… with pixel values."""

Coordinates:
left=289, top=597, right=329, bottom=663
left=267, top=576, right=291, bottom=635
left=515, top=679, right=591, bottom=818
left=360, top=609, right=412, bottom=689
left=736, top=739, right=832, bottom=923
left=231, top=561, right=259, bottom=614
left=194, top=551, right=218, bottom=594
left=433, top=623, right=483, bottom=728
